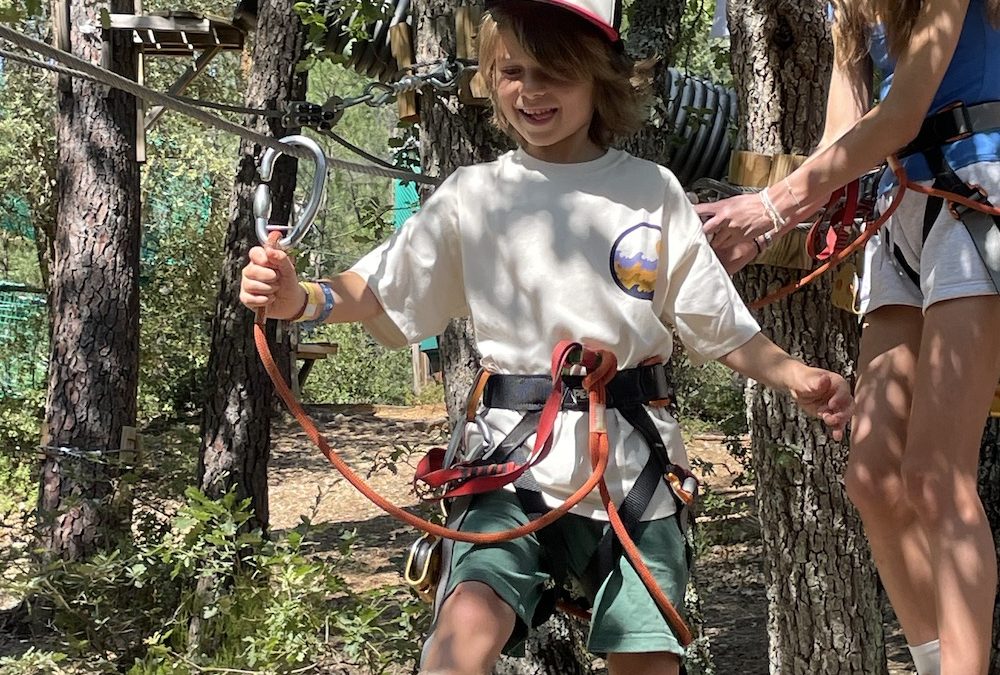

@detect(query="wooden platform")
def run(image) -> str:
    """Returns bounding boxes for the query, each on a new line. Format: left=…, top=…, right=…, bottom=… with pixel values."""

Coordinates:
left=293, top=342, right=339, bottom=396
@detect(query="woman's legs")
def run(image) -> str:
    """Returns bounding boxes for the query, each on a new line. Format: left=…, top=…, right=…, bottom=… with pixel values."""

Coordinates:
left=421, top=580, right=516, bottom=675
left=847, top=304, right=939, bottom=645
left=903, top=295, right=1000, bottom=674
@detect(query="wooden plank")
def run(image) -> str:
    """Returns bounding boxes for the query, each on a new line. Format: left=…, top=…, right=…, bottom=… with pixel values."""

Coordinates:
left=728, top=150, right=771, bottom=188
left=390, top=23, right=419, bottom=124
left=53, top=0, right=71, bottom=91
left=768, top=153, right=807, bottom=184
left=455, top=6, right=489, bottom=105
left=144, top=46, right=222, bottom=131
left=295, top=342, right=339, bottom=358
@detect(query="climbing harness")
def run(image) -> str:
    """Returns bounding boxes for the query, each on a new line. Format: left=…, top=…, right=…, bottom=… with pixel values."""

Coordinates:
left=249, top=145, right=693, bottom=642
left=409, top=362, right=699, bottom=624
left=887, top=101, right=1000, bottom=294
left=696, top=100, right=1000, bottom=311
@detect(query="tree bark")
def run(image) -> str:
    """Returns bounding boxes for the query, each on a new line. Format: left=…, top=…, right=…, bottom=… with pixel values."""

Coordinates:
left=39, top=0, right=141, bottom=559
left=727, top=2, right=886, bottom=673
left=197, top=0, right=307, bottom=531
left=978, top=420, right=1000, bottom=673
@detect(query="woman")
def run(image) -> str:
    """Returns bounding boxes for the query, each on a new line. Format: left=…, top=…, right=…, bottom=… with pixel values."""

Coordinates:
left=694, top=1, right=1000, bottom=673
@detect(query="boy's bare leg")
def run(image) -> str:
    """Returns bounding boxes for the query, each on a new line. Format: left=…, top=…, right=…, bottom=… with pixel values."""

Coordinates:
left=607, top=651, right=681, bottom=675
left=846, top=305, right=939, bottom=645
left=421, top=581, right=515, bottom=675
left=905, top=295, right=1000, bottom=675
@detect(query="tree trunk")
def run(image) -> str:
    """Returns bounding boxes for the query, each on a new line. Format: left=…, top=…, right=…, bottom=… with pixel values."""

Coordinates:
left=727, top=2, right=886, bottom=673
left=197, top=0, right=307, bottom=531
left=978, top=420, right=1000, bottom=673
left=39, top=0, right=141, bottom=559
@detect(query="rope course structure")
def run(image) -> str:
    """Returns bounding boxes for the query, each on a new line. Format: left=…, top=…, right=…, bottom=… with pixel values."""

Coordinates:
left=0, top=282, right=46, bottom=395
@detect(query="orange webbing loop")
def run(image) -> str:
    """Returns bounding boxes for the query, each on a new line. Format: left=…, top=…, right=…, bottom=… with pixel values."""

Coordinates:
left=254, top=320, right=606, bottom=545
left=750, top=153, right=1000, bottom=309
left=580, top=355, right=694, bottom=646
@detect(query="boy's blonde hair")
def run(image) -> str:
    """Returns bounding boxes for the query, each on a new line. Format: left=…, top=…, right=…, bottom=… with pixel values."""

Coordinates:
left=478, top=0, right=651, bottom=148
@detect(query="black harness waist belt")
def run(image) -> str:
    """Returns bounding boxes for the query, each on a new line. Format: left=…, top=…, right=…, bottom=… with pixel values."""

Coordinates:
left=483, top=362, right=674, bottom=412
left=899, top=100, right=1000, bottom=158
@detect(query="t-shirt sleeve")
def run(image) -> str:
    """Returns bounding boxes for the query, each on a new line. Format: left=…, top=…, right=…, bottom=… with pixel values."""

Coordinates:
left=349, top=170, right=470, bottom=348
left=654, top=177, right=760, bottom=365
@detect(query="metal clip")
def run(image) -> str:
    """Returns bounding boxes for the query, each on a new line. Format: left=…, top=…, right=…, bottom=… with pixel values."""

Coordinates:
left=254, top=134, right=329, bottom=250
left=441, top=414, right=495, bottom=467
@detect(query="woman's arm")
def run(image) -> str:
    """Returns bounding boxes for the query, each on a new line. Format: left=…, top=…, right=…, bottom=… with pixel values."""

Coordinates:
left=696, top=0, right=970, bottom=251
left=815, top=42, right=873, bottom=152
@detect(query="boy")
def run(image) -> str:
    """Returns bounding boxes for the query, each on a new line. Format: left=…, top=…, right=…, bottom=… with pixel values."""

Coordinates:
left=240, top=1, right=854, bottom=672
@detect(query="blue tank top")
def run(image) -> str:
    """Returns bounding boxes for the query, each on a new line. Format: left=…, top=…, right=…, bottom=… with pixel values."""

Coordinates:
left=871, top=0, right=1000, bottom=186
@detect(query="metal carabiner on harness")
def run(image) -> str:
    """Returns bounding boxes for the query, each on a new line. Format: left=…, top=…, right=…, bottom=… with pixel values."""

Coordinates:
left=253, top=134, right=329, bottom=249
left=441, top=414, right=495, bottom=469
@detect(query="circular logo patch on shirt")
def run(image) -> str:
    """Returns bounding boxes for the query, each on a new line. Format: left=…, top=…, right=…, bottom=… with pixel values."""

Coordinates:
left=609, top=222, right=661, bottom=300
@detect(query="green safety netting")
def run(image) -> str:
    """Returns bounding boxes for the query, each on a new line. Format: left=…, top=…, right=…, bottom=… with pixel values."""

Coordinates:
left=1, top=194, right=33, bottom=240
left=0, top=282, right=47, bottom=395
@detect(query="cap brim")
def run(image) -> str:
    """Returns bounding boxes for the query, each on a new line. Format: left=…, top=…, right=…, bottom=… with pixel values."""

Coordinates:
left=486, top=0, right=621, bottom=43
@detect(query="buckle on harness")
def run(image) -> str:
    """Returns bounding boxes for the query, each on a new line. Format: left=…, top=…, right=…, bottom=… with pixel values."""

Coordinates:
left=665, top=469, right=699, bottom=507
left=404, top=533, right=442, bottom=603
left=934, top=101, right=974, bottom=145
left=948, top=182, right=990, bottom=220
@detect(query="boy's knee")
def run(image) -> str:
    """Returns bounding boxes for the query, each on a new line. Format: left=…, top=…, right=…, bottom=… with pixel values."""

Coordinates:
left=424, top=581, right=515, bottom=674
left=441, top=581, right=515, bottom=630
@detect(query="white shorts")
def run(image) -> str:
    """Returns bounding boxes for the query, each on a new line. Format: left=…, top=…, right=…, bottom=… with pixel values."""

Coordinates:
left=861, top=160, right=1000, bottom=315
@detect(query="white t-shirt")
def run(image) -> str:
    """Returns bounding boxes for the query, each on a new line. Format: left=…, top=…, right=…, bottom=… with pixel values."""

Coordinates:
left=351, top=148, right=759, bottom=521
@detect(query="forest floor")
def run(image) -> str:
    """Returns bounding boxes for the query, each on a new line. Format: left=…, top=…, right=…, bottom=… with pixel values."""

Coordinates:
left=265, top=403, right=915, bottom=675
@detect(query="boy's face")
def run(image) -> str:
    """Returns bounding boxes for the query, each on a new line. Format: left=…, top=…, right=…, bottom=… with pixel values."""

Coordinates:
left=494, top=28, right=602, bottom=164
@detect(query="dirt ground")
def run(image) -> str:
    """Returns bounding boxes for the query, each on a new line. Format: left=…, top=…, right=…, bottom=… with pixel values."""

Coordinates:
left=267, top=403, right=916, bottom=675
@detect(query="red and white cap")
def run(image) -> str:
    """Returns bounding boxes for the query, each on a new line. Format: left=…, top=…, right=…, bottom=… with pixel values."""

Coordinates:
left=492, top=0, right=623, bottom=43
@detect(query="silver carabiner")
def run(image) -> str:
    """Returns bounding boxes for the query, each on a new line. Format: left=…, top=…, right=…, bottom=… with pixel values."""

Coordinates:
left=253, top=134, right=328, bottom=250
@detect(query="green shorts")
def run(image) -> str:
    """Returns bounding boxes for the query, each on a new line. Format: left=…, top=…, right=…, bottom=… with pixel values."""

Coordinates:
left=444, top=490, right=690, bottom=656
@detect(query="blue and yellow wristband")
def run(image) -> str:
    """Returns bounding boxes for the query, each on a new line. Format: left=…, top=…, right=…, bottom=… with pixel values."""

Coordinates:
left=292, top=281, right=335, bottom=323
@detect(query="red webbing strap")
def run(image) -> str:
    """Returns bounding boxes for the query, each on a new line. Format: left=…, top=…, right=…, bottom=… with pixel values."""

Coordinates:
left=413, top=341, right=583, bottom=497
left=749, top=165, right=907, bottom=309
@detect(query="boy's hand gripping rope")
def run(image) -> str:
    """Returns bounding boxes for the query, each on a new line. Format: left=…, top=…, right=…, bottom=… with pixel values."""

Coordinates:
left=252, top=138, right=691, bottom=644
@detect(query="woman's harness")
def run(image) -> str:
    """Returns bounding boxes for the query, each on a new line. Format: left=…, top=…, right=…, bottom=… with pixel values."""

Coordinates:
left=887, top=101, right=1000, bottom=292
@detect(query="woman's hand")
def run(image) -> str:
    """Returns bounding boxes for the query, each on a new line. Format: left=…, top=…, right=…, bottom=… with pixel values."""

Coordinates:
left=239, top=246, right=306, bottom=320
left=694, top=192, right=772, bottom=249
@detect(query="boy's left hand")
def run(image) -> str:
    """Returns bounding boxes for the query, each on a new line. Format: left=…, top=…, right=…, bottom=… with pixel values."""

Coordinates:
left=789, top=369, right=854, bottom=441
